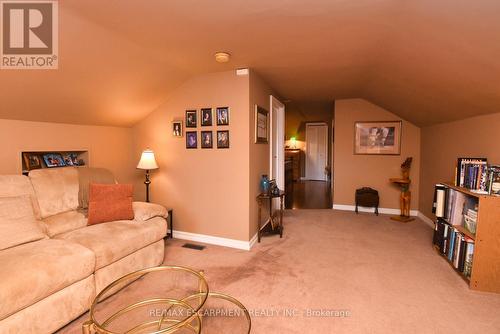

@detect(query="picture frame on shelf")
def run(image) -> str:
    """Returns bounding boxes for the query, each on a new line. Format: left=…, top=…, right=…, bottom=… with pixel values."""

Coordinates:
left=217, top=130, right=230, bottom=149
left=354, top=121, right=402, bottom=155
left=255, top=105, right=269, bottom=144
left=186, top=110, right=197, bottom=128
left=23, top=153, right=42, bottom=170
left=201, top=108, right=213, bottom=127
left=201, top=131, right=213, bottom=149
left=61, top=153, right=79, bottom=166
left=216, top=107, right=229, bottom=126
left=42, top=153, right=66, bottom=168
left=172, top=120, right=183, bottom=137
left=186, top=131, right=198, bottom=149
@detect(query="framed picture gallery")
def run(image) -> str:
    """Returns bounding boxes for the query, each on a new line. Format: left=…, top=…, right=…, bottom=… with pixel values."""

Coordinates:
left=354, top=121, right=402, bottom=155
left=181, top=107, right=230, bottom=149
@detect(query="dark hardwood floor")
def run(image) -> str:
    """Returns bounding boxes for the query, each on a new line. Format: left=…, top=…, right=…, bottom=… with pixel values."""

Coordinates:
left=286, top=180, right=332, bottom=209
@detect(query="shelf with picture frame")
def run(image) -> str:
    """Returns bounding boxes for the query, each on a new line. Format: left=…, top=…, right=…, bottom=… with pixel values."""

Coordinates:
left=21, top=150, right=89, bottom=175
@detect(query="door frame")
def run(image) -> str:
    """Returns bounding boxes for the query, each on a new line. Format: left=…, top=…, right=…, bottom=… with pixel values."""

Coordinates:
left=305, top=122, right=328, bottom=181
left=269, top=95, right=285, bottom=193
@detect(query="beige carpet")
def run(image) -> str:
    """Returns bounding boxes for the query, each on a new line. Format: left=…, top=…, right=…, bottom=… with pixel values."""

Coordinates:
left=58, top=210, right=500, bottom=333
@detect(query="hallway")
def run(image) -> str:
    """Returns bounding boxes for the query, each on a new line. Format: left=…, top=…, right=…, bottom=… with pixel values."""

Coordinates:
left=286, top=180, right=332, bottom=209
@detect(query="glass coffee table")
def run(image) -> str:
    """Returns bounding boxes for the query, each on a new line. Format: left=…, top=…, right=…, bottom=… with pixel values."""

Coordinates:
left=82, top=266, right=251, bottom=334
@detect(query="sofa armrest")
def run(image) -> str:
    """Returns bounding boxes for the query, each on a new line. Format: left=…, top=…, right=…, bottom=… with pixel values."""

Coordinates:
left=133, top=202, right=168, bottom=222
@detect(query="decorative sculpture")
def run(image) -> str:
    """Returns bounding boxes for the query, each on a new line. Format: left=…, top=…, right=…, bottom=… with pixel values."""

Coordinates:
left=390, top=157, right=415, bottom=222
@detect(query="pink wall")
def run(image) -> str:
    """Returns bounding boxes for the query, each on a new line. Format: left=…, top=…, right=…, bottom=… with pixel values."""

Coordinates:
left=0, top=119, right=134, bottom=183
left=334, top=99, right=421, bottom=210
left=419, top=112, right=500, bottom=218
left=132, top=70, right=252, bottom=241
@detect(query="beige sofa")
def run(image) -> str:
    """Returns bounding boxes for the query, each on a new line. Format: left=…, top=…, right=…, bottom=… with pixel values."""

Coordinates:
left=0, top=167, right=168, bottom=334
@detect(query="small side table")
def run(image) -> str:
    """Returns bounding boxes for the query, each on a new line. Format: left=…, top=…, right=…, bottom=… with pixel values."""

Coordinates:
left=256, top=191, right=285, bottom=242
left=166, top=208, right=173, bottom=239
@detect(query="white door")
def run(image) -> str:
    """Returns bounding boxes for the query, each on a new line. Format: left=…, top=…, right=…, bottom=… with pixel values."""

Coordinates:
left=270, top=95, right=285, bottom=203
left=305, top=123, right=328, bottom=181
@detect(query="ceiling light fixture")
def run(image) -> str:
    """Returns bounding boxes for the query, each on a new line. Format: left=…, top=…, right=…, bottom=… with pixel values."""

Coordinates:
left=214, top=52, right=230, bottom=63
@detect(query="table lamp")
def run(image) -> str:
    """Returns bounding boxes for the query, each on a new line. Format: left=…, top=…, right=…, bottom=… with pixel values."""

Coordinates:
left=137, top=149, right=159, bottom=202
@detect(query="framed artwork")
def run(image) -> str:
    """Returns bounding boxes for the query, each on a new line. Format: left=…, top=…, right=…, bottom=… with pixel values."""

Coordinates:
left=43, top=153, right=66, bottom=168
left=354, top=121, right=402, bottom=155
left=217, top=130, right=230, bottom=149
left=201, top=131, right=213, bottom=149
left=62, top=153, right=79, bottom=166
left=23, top=153, right=42, bottom=170
left=216, top=107, right=229, bottom=126
left=186, top=131, right=198, bottom=149
left=255, top=105, right=269, bottom=143
left=172, top=120, right=183, bottom=137
left=201, top=108, right=213, bottom=126
left=186, top=110, right=197, bottom=128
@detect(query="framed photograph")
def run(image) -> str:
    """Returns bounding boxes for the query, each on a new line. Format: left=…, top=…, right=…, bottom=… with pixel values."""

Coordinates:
left=23, top=153, right=42, bottom=170
left=201, top=131, right=213, bottom=149
left=255, top=105, right=269, bottom=144
left=62, top=153, right=79, bottom=166
left=186, top=110, right=197, bottom=128
left=216, top=107, right=229, bottom=126
left=201, top=108, right=213, bottom=127
left=354, top=121, right=402, bottom=155
left=186, top=131, right=198, bottom=149
left=43, top=153, right=66, bottom=168
left=172, top=120, right=183, bottom=137
left=217, top=130, right=230, bottom=149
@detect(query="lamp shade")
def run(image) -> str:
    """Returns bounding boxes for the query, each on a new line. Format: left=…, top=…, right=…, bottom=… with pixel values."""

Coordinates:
left=137, top=149, right=159, bottom=170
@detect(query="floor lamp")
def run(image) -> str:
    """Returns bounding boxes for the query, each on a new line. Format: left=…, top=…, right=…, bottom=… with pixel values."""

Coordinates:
left=137, top=149, right=159, bottom=202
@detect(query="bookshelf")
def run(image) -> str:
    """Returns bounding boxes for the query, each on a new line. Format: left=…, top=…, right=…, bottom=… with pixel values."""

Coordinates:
left=434, top=182, right=500, bottom=293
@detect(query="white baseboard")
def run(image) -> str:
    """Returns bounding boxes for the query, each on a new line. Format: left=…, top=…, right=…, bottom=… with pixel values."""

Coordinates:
left=172, top=230, right=257, bottom=251
left=332, top=204, right=418, bottom=216
left=332, top=204, right=435, bottom=228
left=417, top=212, right=435, bottom=228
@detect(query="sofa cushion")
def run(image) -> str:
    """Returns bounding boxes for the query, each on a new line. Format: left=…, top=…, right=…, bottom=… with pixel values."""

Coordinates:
left=42, top=210, right=88, bottom=237
left=133, top=201, right=169, bottom=222
left=55, top=217, right=167, bottom=270
left=0, top=195, right=46, bottom=251
left=29, top=168, right=79, bottom=218
left=0, top=239, right=95, bottom=320
left=88, top=184, right=134, bottom=225
left=78, top=167, right=116, bottom=209
left=0, top=175, right=41, bottom=219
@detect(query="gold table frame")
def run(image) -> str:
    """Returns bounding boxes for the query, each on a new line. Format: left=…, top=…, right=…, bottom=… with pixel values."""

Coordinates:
left=82, top=266, right=251, bottom=334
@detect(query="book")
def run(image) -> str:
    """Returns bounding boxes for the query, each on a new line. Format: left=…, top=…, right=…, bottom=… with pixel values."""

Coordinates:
left=463, top=241, right=475, bottom=278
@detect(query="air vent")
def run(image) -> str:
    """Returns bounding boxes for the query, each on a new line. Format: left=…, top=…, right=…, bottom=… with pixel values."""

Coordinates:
left=182, top=243, right=206, bottom=251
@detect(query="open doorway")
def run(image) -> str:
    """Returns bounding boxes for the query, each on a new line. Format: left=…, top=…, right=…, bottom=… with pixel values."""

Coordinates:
left=284, top=101, right=334, bottom=209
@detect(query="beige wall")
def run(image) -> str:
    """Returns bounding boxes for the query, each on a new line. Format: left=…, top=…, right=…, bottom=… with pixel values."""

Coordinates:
left=0, top=119, right=134, bottom=183
left=132, top=70, right=252, bottom=241
left=333, top=99, right=421, bottom=210
left=419, top=112, right=500, bottom=218
left=248, top=73, right=274, bottom=239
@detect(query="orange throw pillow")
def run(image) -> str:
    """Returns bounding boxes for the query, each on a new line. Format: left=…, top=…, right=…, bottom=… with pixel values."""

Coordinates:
left=88, top=183, right=134, bottom=225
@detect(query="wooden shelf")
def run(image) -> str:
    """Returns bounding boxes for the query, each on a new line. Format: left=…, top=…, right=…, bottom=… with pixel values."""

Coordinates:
left=453, top=224, right=475, bottom=240
left=442, top=182, right=493, bottom=199
left=434, top=182, right=500, bottom=293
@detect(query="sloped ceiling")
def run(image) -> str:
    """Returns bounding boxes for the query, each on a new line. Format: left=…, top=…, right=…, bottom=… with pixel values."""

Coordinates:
left=1, top=0, right=499, bottom=127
